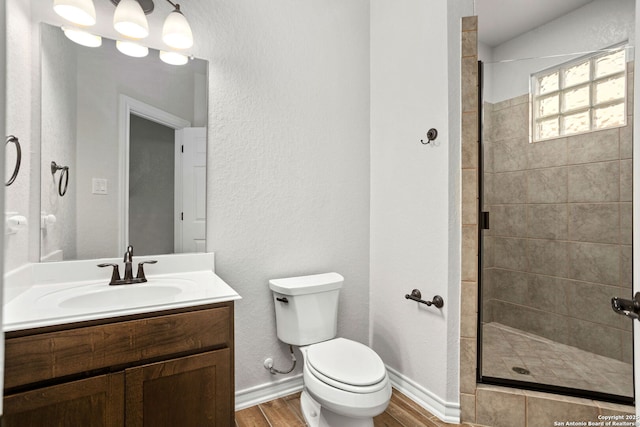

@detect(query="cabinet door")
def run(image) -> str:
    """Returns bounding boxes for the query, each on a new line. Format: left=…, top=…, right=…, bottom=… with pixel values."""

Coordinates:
left=3, top=373, right=124, bottom=427
left=125, top=349, right=232, bottom=427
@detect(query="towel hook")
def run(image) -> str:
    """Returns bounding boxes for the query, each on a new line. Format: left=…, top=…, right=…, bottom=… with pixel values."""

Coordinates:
left=420, top=128, right=438, bottom=146
left=5, top=135, right=21, bottom=186
left=51, top=161, right=70, bottom=197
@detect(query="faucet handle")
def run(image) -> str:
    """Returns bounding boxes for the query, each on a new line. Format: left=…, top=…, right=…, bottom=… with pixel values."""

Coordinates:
left=98, top=263, right=121, bottom=285
left=136, top=260, right=158, bottom=282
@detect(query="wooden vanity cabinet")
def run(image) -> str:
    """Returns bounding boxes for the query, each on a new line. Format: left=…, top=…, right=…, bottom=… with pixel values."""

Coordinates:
left=3, top=302, right=234, bottom=427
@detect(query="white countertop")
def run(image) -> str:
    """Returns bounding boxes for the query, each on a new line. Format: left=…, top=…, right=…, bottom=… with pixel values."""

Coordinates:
left=4, top=253, right=241, bottom=332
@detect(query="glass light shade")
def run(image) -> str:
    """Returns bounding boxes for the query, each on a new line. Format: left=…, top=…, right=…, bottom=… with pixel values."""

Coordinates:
left=159, top=50, right=188, bottom=66
left=62, top=27, right=102, bottom=47
left=113, top=0, right=149, bottom=39
left=116, top=40, right=149, bottom=58
left=162, top=10, right=193, bottom=49
left=54, top=0, right=96, bottom=26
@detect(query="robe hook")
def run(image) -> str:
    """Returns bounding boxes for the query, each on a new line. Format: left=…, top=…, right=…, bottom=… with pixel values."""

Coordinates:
left=420, top=128, right=438, bottom=145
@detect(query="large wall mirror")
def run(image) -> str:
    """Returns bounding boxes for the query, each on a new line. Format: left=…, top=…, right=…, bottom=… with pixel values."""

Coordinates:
left=39, top=23, right=208, bottom=262
left=477, top=0, right=635, bottom=403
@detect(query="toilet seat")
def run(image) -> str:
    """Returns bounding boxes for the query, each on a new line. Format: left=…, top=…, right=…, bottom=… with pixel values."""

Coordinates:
left=306, top=338, right=387, bottom=394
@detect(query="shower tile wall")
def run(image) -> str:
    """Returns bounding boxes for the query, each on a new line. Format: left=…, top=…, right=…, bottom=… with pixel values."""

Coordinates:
left=482, top=63, right=634, bottom=363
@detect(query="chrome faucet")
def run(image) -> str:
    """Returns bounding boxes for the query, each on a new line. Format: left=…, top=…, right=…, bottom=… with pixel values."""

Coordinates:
left=98, top=245, right=157, bottom=286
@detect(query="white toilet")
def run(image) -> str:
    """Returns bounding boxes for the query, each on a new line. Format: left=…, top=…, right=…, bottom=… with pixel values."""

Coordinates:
left=269, top=272, right=392, bottom=427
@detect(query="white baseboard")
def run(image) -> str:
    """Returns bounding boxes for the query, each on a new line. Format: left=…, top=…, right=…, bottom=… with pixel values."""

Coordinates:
left=235, top=374, right=304, bottom=411
left=386, top=365, right=461, bottom=424
left=234, top=366, right=460, bottom=424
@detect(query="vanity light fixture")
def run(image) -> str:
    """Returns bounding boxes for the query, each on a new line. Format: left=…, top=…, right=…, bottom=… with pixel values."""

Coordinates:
left=113, top=0, right=150, bottom=39
left=162, top=2, right=193, bottom=49
left=116, top=40, right=149, bottom=57
left=53, top=0, right=96, bottom=26
left=54, top=0, right=101, bottom=47
left=62, top=26, right=103, bottom=47
left=159, top=50, right=188, bottom=65
left=110, top=0, right=193, bottom=50
left=55, top=0, right=193, bottom=61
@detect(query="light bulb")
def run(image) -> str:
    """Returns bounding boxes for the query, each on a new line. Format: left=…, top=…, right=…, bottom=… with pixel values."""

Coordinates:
left=162, top=8, right=193, bottom=49
left=159, top=50, right=188, bottom=66
left=116, top=40, right=149, bottom=58
left=62, top=27, right=102, bottom=48
left=113, top=0, right=149, bottom=39
left=53, top=0, right=96, bottom=26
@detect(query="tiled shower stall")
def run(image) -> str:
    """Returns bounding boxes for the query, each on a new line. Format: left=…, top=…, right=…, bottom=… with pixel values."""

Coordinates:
left=459, top=16, right=636, bottom=426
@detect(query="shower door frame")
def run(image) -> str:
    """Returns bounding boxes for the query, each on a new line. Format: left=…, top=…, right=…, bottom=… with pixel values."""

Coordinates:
left=475, top=59, right=635, bottom=406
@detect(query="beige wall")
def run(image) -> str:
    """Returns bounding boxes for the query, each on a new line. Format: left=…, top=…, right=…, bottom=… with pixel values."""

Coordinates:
left=482, top=73, right=634, bottom=361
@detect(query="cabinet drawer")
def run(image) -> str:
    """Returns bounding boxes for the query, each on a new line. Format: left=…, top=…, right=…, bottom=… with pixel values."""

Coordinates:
left=5, top=305, right=231, bottom=389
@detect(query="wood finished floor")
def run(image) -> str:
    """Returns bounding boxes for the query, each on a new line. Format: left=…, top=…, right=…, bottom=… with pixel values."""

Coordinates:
left=235, top=388, right=483, bottom=427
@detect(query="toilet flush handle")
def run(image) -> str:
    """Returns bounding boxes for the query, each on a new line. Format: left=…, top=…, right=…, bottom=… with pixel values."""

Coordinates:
left=276, top=296, right=288, bottom=303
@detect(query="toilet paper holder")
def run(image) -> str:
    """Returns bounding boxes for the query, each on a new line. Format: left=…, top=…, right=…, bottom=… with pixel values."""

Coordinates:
left=405, top=289, right=444, bottom=308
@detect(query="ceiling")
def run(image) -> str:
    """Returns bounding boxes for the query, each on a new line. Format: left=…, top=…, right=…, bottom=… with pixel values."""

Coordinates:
left=477, top=0, right=595, bottom=47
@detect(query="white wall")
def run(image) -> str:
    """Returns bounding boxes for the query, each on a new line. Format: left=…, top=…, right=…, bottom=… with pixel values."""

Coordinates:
left=206, top=0, right=371, bottom=392
left=482, top=0, right=634, bottom=103
left=370, top=0, right=472, bottom=419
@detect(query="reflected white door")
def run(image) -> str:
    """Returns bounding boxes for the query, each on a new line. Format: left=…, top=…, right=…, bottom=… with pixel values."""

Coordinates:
left=175, top=127, right=206, bottom=253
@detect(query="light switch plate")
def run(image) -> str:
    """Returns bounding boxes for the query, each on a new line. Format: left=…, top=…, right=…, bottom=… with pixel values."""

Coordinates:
left=92, top=178, right=108, bottom=195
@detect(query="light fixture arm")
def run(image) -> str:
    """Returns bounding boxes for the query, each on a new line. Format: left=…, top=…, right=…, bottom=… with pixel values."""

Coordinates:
left=165, top=0, right=180, bottom=11
left=110, top=0, right=154, bottom=14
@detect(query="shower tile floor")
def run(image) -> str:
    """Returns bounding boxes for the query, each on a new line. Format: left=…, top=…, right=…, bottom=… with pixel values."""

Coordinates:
left=482, top=322, right=633, bottom=398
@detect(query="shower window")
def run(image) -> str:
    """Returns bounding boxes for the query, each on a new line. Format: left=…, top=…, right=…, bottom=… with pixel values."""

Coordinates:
left=531, top=46, right=627, bottom=142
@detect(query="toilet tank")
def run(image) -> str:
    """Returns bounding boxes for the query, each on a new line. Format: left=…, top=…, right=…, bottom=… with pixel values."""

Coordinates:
left=269, top=272, right=344, bottom=346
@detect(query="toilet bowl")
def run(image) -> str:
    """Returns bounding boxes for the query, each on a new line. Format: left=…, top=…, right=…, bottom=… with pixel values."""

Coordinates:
left=268, top=273, right=392, bottom=427
left=299, top=338, right=392, bottom=427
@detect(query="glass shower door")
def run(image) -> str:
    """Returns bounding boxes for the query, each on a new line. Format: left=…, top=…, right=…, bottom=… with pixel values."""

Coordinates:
left=478, top=50, right=634, bottom=403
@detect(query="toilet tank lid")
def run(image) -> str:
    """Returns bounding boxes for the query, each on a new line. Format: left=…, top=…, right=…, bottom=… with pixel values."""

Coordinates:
left=269, top=272, right=344, bottom=295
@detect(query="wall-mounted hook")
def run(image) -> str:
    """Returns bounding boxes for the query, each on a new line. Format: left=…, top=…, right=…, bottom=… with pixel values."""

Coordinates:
left=51, top=161, right=70, bottom=197
left=420, top=128, right=438, bottom=146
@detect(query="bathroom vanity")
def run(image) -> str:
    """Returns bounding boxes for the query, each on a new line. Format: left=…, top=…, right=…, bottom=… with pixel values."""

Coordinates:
left=2, top=253, right=239, bottom=427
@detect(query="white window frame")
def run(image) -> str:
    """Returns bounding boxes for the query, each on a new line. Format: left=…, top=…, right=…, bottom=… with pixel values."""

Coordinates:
left=530, top=45, right=627, bottom=142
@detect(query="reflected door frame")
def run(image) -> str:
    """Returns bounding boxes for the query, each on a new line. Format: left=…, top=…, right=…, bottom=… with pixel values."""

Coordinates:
left=118, top=95, right=191, bottom=253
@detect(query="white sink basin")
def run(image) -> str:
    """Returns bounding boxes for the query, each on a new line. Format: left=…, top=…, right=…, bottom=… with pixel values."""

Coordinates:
left=58, top=285, right=182, bottom=309
left=36, top=278, right=195, bottom=310
left=4, top=254, right=242, bottom=332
